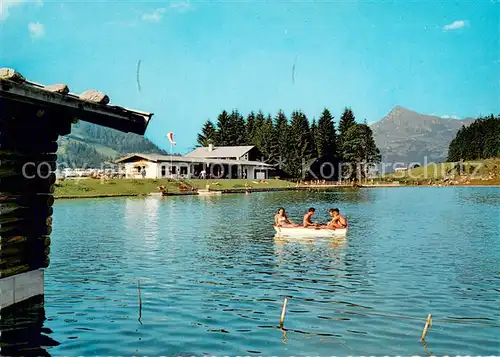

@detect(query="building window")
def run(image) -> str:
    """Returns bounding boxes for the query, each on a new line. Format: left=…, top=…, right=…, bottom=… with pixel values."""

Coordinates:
left=161, top=166, right=166, bottom=177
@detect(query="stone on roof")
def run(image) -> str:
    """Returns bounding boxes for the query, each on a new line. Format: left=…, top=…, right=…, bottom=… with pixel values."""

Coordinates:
left=80, top=90, right=110, bottom=105
left=0, top=68, right=25, bottom=82
left=44, top=84, right=70, bottom=94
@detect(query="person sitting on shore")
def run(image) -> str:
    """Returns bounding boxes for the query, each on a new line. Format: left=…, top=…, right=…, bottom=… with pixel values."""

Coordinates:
left=303, top=207, right=320, bottom=228
left=274, top=207, right=296, bottom=227
left=327, top=208, right=347, bottom=229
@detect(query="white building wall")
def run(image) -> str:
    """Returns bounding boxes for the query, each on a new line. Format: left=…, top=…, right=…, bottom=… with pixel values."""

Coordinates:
left=121, top=159, right=267, bottom=180
left=146, top=163, right=159, bottom=178
left=246, top=166, right=255, bottom=180
left=124, top=161, right=159, bottom=179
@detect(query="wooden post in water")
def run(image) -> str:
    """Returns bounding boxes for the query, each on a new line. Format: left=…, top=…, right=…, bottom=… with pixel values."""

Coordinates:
left=421, top=313, right=432, bottom=340
left=279, top=297, right=288, bottom=328
left=137, top=279, right=143, bottom=323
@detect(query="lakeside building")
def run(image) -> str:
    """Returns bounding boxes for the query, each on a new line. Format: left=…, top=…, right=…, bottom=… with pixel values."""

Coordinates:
left=115, top=144, right=273, bottom=179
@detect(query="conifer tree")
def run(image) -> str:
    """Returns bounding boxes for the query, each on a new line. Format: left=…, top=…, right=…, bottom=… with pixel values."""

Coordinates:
left=288, top=110, right=314, bottom=178
left=262, top=114, right=279, bottom=163
left=311, top=118, right=318, bottom=157
left=342, top=123, right=381, bottom=181
left=215, top=110, right=231, bottom=146
left=274, top=110, right=291, bottom=173
left=338, top=107, right=356, bottom=156
left=316, top=108, right=338, bottom=159
left=228, top=110, right=246, bottom=145
left=245, top=112, right=256, bottom=145
left=252, top=111, right=266, bottom=151
left=308, top=108, right=340, bottom=179
left=197, top=120, right=217, bottom=147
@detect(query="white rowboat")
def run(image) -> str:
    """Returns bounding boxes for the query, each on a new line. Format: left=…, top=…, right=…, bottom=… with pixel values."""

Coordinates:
left=274, top=225, right=347, bottom=237
left=197, top=189, right=222, bottom=196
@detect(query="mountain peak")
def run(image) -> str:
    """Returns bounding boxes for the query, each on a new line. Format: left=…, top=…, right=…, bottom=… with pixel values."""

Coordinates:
left=371, top=106, right=474, bottom=165
left=387, top=105, right=419, bottom=117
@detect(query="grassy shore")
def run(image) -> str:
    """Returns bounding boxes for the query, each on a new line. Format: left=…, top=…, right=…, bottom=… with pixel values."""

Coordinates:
left=54, top=178, right=297, bottom=198
left=380, top=158, right=500, bottom=186
left=54, top=159, right=500, bottom=199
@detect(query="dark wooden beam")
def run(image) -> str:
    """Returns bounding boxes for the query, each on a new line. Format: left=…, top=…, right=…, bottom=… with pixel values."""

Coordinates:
left=1, top=79, right=152, bottom=135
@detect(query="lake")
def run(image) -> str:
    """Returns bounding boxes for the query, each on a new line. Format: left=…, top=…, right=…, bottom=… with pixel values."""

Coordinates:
left=2, top=187, right=499, bottom=355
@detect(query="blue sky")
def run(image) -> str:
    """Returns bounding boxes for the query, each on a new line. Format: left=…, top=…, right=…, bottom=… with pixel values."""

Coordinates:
left=1, top=0, right=498, bottom=153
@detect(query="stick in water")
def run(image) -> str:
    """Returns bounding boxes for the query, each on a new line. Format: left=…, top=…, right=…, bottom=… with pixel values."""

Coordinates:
left=280, top=297, right=288, bottom=327
left=138, top=279, right=143, bottom=323
left=421, top=313, right=432, bottom=340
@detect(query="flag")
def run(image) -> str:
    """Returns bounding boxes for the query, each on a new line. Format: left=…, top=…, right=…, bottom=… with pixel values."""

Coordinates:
left=167, top=131, right=176, bottom=145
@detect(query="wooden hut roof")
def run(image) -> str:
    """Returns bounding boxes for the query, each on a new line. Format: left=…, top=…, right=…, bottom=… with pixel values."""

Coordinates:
left=0, top=68, right=152, bottom=135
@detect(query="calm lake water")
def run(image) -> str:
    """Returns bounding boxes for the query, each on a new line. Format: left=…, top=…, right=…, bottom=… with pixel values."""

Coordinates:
left=3, top=188, right=500, bottom=355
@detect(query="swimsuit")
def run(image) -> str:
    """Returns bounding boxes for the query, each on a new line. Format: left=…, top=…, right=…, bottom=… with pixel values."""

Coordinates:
left=277, top=216, right=288, bottom=225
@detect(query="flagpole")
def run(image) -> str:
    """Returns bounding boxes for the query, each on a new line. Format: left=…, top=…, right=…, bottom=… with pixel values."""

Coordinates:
left=167, top=131, right=176, bottom=179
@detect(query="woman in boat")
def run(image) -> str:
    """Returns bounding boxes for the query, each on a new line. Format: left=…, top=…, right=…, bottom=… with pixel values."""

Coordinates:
left=274, top=207, right=296, bottom=227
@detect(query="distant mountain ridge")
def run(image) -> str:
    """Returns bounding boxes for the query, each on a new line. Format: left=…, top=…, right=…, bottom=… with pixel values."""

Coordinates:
left=57, top=121, right=167, bottom=168
left=370, top=106, right=475, bottom=166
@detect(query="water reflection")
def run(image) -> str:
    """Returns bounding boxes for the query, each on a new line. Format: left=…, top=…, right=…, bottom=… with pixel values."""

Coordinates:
left=0, top=297, right=59, bottom=357
left=142, top=197, right=160, bottom=252
left=123, top=197, right=162, bottom=254
left=274, top=235, right=347, bottom=250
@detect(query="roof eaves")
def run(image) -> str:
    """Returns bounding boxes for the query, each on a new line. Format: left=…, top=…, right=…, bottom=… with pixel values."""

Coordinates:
left=115, top=153, right=158, bottom=163
left=0, top=70, right=153, bottom=135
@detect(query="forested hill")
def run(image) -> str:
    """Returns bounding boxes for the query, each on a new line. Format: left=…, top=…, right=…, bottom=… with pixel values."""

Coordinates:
left=57, top=121, right=167, bottom=168
left=196, top=108, right=381, bottom=180
left=447, top=115, right=500, bottom=161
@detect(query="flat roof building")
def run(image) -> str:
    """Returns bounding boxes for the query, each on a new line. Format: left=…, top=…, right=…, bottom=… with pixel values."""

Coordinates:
left=115, top=145, right=273, bottom=180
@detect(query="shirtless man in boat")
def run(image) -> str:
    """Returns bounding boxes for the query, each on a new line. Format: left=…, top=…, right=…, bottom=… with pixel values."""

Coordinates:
left=326, top=208, right=347, bottom=229
left=303, top=207, right=320, bottom=228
